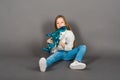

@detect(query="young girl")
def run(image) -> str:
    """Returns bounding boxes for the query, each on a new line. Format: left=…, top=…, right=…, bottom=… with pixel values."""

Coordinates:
left=39, top=15, right=87, bottom=72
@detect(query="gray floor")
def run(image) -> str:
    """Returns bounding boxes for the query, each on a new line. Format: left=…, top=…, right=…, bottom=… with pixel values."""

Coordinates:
left=0, top=51, right=120, bottom=80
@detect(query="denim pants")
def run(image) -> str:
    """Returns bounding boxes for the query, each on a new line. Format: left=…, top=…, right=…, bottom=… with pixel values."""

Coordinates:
left=46, top=45, right=87, bottom=67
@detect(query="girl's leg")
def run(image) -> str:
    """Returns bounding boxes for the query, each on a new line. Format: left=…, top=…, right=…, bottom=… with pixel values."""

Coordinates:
left=39, top=51, right=65, bottom=72
left=63, top=45, right=84, bottom=61
left=75, top=45, right=87, bottom=62
left=46, top=51, right=65, bottom=67
left=70, top=45, right=87, bottom=70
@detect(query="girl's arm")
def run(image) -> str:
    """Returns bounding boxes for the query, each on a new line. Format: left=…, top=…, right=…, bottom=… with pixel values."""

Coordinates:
left=47, top=38, right=53, bottom=43
left=59, top=40, right=65, bottom=48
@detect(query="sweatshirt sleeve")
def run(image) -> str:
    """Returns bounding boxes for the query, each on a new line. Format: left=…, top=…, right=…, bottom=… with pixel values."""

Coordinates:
left=64, top=31, right=75, bottom=51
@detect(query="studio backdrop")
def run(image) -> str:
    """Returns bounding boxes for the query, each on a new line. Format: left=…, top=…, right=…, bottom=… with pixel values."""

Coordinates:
left=0, top=0, right=120, bottom=56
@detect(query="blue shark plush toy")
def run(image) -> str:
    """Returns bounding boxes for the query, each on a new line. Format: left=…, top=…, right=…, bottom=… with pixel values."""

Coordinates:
left=42, top=26, right=67, bottom=53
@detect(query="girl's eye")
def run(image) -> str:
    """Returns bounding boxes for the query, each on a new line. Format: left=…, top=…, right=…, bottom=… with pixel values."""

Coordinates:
left=57, top=23, right=59, bottom=24
left=61, top=22, right=63, bottom=23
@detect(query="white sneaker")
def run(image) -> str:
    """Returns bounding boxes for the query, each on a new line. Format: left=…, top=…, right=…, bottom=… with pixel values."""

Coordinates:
left=70, top=60, right=86, bottom=70
left=39, top=57, right=47, bottom=72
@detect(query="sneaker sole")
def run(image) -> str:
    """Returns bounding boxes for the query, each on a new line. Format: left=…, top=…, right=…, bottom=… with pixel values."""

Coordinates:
left=70, top=63, right=86, bottom=70
left=39, top=58, right=46, bottom=72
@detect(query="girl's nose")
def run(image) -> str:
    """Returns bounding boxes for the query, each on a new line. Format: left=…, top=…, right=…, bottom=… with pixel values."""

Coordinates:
left=59, top=24, right=62, bottom=27
left=60, top=23, right=63, bottom=27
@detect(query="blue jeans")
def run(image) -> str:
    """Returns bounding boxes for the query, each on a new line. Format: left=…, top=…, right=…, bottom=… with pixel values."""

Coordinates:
left=46, top=45, right=87, bottom=67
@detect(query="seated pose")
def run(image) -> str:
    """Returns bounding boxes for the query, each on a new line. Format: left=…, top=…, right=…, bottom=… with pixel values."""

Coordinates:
left=39, top=15, right=87, bottom=72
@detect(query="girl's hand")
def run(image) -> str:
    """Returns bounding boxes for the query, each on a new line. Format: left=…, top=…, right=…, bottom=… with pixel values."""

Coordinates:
left=47, top=38, right=53, bottom=43
left=59, top=40, right=65, bottom=48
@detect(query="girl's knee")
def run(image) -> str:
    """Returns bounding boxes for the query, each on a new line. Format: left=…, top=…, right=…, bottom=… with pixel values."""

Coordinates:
left=78, top=45, right=87, bottom=50
left=82, top=45, right=87, bottom=49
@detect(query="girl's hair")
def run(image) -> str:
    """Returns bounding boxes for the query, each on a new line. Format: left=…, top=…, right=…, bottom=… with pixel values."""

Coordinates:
left=54, top=15, right=77, bottom=48
left=54, top=15, right=71, bottom=30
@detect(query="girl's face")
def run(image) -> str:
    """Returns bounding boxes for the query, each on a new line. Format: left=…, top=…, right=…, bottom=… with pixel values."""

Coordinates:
left=56, top=17, right=65, bottom=29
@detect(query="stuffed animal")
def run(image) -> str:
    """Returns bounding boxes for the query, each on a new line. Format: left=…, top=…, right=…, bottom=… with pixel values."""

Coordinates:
left=42, top=26, right=67, bottom=53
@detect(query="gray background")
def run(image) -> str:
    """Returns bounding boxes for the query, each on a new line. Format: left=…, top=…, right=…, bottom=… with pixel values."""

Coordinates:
left=0, top=0, right=120, bottom=80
